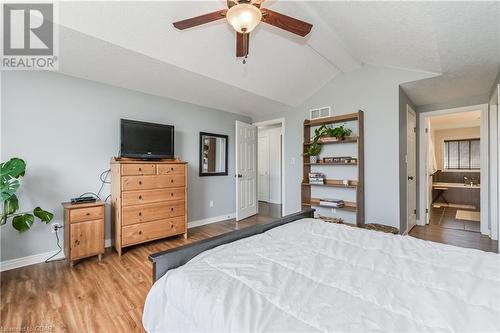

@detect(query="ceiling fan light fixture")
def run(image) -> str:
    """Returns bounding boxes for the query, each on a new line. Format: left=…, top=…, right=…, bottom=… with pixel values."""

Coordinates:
left=226, top=3, right=262, bottom=33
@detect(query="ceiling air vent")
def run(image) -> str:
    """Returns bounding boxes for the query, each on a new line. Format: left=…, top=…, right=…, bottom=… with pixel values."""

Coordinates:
left=310, top=106, right=331, bottom=120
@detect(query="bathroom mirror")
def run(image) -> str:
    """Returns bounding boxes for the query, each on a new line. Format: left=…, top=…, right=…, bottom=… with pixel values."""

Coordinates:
left=199, top=132, right=228, bottom=176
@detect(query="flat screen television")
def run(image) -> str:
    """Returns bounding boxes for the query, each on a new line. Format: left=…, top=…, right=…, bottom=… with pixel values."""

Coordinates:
left=120, top=119, right=174, bottom=159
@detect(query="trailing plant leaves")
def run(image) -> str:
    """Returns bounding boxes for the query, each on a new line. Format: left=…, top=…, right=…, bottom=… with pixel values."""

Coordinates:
left=0, top=177, right=20, bottom=201
left=12, top=214, right=34, bottom=232
left=4, top=194, right=19, bottom=215
left=33, top=207, right=54, bottom=223
left=0, top=158, right=26, bottom=180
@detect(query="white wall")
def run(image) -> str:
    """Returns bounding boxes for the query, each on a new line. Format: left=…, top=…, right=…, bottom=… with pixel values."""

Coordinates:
left=1, top=71, right=250, bottom=262
left=258, top=127, right=282, bottom=204
left=254, top=65, right=433, bottom=228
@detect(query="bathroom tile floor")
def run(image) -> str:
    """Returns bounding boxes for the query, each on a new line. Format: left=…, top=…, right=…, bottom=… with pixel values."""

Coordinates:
left=430, top=206, right=480, bottom=232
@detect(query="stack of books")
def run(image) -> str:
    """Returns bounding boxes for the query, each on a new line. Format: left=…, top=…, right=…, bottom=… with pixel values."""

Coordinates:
left=308, top=172, right=324, bottom=184
left=319, top=198, right=345, bottom=208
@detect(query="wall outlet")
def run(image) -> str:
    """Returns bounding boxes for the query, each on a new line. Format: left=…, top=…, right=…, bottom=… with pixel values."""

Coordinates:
left=209, top=200, right=214, bottom=208
left=51, top=223, right=63, bottom=233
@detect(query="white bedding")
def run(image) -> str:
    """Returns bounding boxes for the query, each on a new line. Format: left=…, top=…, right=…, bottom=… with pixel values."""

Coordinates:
left=143, top=218, right=500, bottom=332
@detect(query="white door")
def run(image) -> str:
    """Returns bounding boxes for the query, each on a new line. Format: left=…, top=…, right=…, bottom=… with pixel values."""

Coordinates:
left=236, top=121, right=257, bottom=221
left=258, top=135, right=270, bottom=202
left=407, top=105, right=417, bottom=232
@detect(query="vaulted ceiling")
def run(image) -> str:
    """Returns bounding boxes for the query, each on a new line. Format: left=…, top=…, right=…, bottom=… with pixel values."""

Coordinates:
left=55, top=1, right=500, bottom=117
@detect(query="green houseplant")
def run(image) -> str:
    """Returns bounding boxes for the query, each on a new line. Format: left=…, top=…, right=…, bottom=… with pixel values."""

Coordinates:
left=1, top=157, right=53, bottom=231
left=305, top=142, right=322, bottom=163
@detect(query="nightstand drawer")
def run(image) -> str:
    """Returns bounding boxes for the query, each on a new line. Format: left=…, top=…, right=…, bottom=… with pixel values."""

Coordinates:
left=69, top=205, right=104, bottom=223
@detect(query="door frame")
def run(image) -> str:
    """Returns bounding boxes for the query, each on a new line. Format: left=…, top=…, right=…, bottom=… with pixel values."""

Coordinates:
left=406, top=105, right=417, bottom=234
left=417, top=104, right=491, bottom=236
left=489, top=84, right=499, bottom=242
left=257, top=135, right=270, bottom=202
left=253, top=118, right=286, bottom=217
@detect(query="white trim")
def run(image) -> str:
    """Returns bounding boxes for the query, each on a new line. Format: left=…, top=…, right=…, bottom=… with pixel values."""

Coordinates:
left=0, top=251, right=65, bottom=272
left=418, top=104, right=490, bottom=236
left=489, top=84, right=499, bottom=241
left=253, top=118, right=286, bottom=217
left=188, top=213, right=236, bottom=228
left=0, top=239, right=113, bottom=272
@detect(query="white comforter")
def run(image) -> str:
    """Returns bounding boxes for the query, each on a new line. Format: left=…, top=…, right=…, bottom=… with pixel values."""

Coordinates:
left=143, top=218, right=500, bottom=332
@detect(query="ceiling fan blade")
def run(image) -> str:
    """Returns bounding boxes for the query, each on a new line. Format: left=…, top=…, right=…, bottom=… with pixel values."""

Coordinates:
left=173, top=10, right=227, bottom=30
left=236, top=32, right=249, bottom=57
left=261, top=9, right=313, bottom=37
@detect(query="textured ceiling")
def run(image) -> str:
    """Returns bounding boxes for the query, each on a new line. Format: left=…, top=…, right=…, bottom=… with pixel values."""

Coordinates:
left=430, top=110, right=481, bottom=130
left=53, top=1, right=500, bottom=116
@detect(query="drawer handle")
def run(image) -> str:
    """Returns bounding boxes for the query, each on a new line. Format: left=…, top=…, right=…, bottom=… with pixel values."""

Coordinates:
left=138, top=212, right=142, bottom=216
left=171, top=167, right=174, bottom=171
left=171, top=208, right=174, bottom=212
left=139, top=195, right=143, bottom=200
left=139, top=167, right=142, bottom=172
left=86, top=212, right=90, bottom=216
left=170, top=179, right=174, bottom=183
left=170, top=193, right=173, bottom=196
left=139, top=181, right=142, bottom=185
left=138, top=231, right=142, bottom=235
left=171, top=224, right=174, bottom=228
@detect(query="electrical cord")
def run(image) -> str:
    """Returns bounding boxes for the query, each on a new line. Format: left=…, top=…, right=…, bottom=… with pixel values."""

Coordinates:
left=77, top=169, right=111, bottom=201
left=45, top=226, right=64, bottom=263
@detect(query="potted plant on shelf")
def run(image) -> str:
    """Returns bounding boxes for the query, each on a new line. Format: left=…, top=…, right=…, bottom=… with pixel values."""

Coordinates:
left=316, top=124, right=353, bottom=143
left=305, top=142, right=321, bottom=164
left=1, top=157, right=53, bottom=231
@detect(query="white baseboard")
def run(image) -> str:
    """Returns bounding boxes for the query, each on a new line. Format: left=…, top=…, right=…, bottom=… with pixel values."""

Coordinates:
left=1, top=238, right=113, bottom=272
left=188, top=213, right=236, bottom=228
left=1, top=213, right=235, bottom=272
left=0, top=250, right=66, bottom=272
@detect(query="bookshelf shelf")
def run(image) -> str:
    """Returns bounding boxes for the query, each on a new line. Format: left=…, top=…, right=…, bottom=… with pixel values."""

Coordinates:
left=302, top=110, right=365, bottom=226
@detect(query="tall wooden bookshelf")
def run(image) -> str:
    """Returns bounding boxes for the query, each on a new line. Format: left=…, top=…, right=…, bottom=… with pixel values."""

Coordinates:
left=302, top=110, right=365, bottom=226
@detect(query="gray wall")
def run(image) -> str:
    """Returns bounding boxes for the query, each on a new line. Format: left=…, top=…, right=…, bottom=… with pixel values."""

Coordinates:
left=254, top=65, right=432, bottom=228
left=1, top=71, right=250, bottom=262
left=398, top=87, right=416, bottom=233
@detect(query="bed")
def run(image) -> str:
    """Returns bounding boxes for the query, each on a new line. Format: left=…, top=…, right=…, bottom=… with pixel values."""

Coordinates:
left=143, top=215, right=500, bottom=332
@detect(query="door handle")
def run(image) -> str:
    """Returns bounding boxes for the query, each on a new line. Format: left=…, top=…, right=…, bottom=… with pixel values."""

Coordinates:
left=236, top=174, right=243, bottom=178
left=408, top=176, right=414, bottom=180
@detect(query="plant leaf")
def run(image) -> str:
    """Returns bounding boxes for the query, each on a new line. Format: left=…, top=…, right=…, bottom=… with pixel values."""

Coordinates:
left=33, top=207, right=54, bottom=223
left=4, top=194, right=19, bottom=215
left=12, top=214, right=34, bottom=232
left=0, top=177, right=20, bottom=201
left=1, top=158, right=26, bottom=180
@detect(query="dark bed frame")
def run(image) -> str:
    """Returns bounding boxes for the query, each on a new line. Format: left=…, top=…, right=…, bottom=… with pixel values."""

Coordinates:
left=149, top=208, right=314, bottom=282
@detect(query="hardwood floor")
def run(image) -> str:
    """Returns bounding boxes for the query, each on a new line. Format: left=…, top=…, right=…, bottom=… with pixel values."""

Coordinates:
left=0, top=202, right=282, bottom=333
left=409, top=224, right=498, bottom=253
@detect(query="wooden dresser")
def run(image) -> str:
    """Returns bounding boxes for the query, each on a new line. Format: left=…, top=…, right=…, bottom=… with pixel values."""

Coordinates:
left=111, top=158, right=188, bottom=255
left=62, top=201, right=105, bottom=266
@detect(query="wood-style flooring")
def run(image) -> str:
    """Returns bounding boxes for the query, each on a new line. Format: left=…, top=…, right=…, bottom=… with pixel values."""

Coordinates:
left=2, top=201, right=497, bottom=333
left=0, top=202, right=282, bottom=333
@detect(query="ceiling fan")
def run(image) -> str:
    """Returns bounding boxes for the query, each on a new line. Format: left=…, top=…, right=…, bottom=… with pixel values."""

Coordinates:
left=173, top=0, right=313, bottom=62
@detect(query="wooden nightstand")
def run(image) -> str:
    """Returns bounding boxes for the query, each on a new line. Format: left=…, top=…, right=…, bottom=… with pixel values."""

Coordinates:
left=62, top=201, right=105, bottom=266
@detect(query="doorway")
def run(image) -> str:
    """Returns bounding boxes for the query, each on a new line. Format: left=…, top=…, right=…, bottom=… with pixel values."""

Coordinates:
left=418, top=104, right=491, bottom=238
left=253, top=118, right=285, bottom=217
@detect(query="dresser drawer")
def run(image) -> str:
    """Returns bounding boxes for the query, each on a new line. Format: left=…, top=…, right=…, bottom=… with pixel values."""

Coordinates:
left=121, top=174, right=185, bottom=191
left=157, top=164, right=185, bottom=175
left=69, top=206, right=104, bottom=223
left=121, top=163, right=156, bottom=176
left=122, top=217, right=185, bottom=246
left=122, top=200, right=185, bottom=225
left=122, top=188, right=185, bottom=206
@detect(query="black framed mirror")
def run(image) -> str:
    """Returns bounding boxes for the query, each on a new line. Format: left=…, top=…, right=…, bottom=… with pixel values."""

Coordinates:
left=199, top=132, right=228, bottom=176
